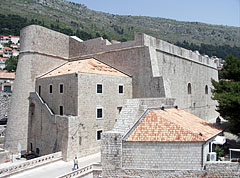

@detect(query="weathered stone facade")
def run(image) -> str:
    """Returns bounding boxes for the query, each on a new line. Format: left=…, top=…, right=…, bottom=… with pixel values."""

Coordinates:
left=28, top=61, right=132, bottom=160
left=101, top=162, right=240, bottom=178
left=5, top=24, right=218, bottom=156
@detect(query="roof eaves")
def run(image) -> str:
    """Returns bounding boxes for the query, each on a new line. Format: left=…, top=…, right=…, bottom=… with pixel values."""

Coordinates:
left=36, top=61, right=68, bottom=79
left=70, top=56, right=132, bottom=78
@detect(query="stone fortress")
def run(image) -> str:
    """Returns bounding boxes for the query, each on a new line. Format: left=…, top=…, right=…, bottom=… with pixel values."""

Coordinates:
left=4, top=25, right=219, bottom=165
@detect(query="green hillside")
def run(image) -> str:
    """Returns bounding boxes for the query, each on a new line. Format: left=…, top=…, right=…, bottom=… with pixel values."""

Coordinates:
left=0, top=0, right=240, bottom=58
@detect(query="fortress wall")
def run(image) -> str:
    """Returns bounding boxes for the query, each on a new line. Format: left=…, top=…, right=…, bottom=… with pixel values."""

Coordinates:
left=20, top=25, right=70, bottom=58
left=69, top=33, right=143, bottom=59
left=155, top=49, right=218, bottom=121
left=143, top=33, right=216, bottom=68
left=142, top=34, right=219, bottom=121
left=91, top=46, right=166, bottom=98
left=5, top=25, right=70, bottom=152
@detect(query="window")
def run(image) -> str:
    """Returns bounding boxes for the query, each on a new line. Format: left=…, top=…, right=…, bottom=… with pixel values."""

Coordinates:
left=59, top=105, right=63, bottom=115
left=39, top=85, right=41, bottom=96
left=205, top=85, right=208, bottom=94
left=79, top=137, right=81, bottom=145
left=97, top=84, right=102, bottom=93
left=59, top=84, right=64, bottom=94
left=49, top=84, right=52, bottom=94
left=97, top=108, right=103, bottom=118
left=119, top=85, right=123, bottom=94
left=97, top=130, right=102, bottom=140
left=117, top=107, right=122, bottom=113
left=187, top=83, right=191, bottom=94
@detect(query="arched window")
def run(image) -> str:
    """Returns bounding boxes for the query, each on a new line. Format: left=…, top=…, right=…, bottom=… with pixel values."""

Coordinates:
left=205, top=85, right=208, bottom=94
left=187, top=83, right=191, bottom=94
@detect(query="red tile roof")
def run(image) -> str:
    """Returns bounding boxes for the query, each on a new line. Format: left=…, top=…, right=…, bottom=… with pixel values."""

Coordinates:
left=126, top=108, right=222, bottom=142
left=0, top=71, right=15, bottom=79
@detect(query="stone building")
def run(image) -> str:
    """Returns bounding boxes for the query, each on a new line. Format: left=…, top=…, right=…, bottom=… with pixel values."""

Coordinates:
left=101, top=107, right=222, bottom=177
left=28, top=57, right=132, bottom=160
left=5, top=25, right=218, bottom=160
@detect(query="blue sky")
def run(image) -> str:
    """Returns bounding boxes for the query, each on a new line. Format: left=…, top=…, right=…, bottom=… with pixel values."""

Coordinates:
left=69, top=0, right=240, bottom=27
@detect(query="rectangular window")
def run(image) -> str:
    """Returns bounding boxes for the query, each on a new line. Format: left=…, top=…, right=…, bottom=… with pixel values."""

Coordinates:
left=38, top=85, right=41, bottom=96
left=119, top=85, right=123, bottom=94
left=59, top=84, right=64, bottom=93
left=97, top=108, right=103, bottom=118
left=97, top=130, right=102, bottom=140
left=97, top=84, right=102, bottom=93
left=49, top=84, right=52, bottom=94
left=59, top=106, right=63, bottom=115
left=79, top=137, right=81, bottom=145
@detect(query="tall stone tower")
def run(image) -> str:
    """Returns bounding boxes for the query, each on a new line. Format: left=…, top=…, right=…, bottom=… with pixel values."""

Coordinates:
left=4, top=25, right=70, bottom=152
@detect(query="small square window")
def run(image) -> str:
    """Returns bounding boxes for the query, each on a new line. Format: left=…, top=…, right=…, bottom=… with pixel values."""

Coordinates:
left=119, top=85, right=123, bottom=94
left=97, top=84, right=102, bottom=93
left=59, top=84, right=64, bottom=93
left=97, top=130, right=102, bottom=140
left=49, top=85, right=52, bottom=94
left=97, top=108, right=103, bottom=118
left=59, top=106, right=63, bottom=115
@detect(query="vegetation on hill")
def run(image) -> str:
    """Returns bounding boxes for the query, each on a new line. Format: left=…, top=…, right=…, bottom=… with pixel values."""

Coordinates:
left=0, top=0, right=240, bottom=59
left=212, top=55, right=240, bottom=135
left=1, top=0, right=240, bottom=45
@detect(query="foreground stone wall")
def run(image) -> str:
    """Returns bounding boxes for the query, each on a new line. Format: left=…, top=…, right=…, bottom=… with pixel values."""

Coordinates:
left=122, top=142, right=203, bottom=170
left=0, top=92, right=11, bottom=119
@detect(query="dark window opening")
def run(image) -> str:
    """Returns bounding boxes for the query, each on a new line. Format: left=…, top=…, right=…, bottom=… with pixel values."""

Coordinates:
left=117, top=107, right=122, bottom=113
left=39, top=85, right=41, bottom=96
left=97, top=130, right=102, bottom=140
left=205, top=85, right=208, bottom=94
left=36, top=148, right=40, bottom=155
left=97, top=108, right=102, bottom=118
left=60, top=106, right=63, bottom=115
left=187, top=83, right=191, bottom=94
left=119, top=85, right=123, bottom=93
left=59, top=84, right=64, bottom=93
left=79, top=137, right=81, bottom=145
left=49, top=85, right=52, bottom=94
left=97, top=84, right=102, bottom=93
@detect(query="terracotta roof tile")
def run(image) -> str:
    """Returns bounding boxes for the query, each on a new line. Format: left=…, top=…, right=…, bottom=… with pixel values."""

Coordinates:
left=126, top=108, right=221, bottom=142
left=0, top=71, right=15, bottom=79
left=41, top=58, right=129, bottom=78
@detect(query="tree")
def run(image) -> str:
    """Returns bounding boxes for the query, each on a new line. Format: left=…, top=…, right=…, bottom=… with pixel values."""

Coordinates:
left=212, top=55, right=240, bottom=135
left=4, top=56, right=18, bottom=72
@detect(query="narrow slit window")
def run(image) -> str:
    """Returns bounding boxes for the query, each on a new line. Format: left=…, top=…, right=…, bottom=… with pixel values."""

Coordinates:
left=97, top=130, right=102, bottom=140
left=97, top=84, right=102, bottom=93
left=59, top=84, right=64, bottom=93
left=97, top=108, right=103, bottom=118
left=59, top=105, right=63, bottom=115
left=187, top=83, right=191, bottom=94
left=205, top=85, right=208, bottom=94
left=49, top=84, right=52, bottom=94
left=119, top=85, right=123, bottom=94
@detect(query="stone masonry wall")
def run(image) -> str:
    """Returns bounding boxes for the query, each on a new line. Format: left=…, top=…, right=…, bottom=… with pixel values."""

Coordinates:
left=36, top=73, right=78, bottom=116
left=5, top=25, right=69, bottom=152
left=122, top=142, right=203, bottom=170
left=102, top=131, right=240, bottom=177
left=0, top=93, right=11, bottom=119
left=77, top=73, right=132, bottom=157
